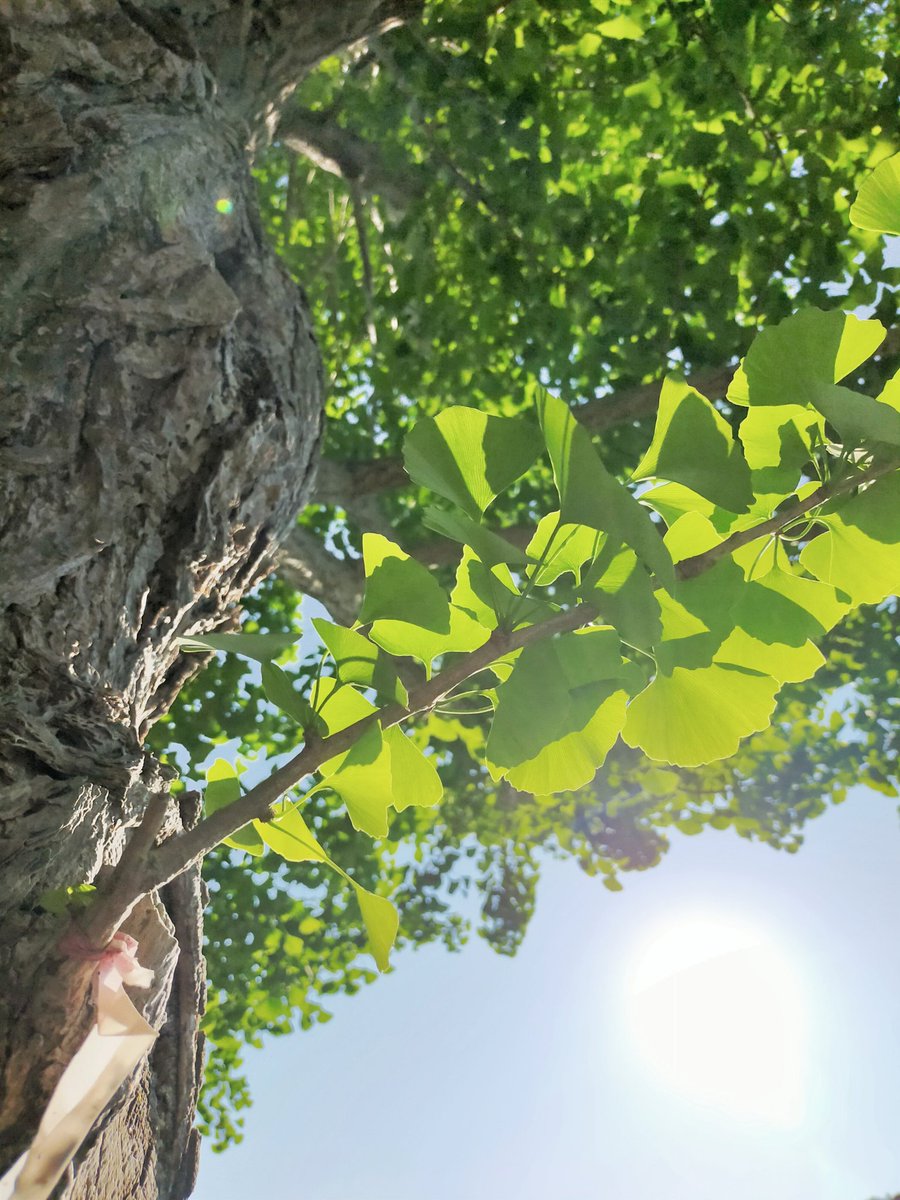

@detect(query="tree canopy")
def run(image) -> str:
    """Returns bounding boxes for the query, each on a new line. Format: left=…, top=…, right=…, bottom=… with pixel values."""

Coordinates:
left=142, top=0, right=900, bottom=1151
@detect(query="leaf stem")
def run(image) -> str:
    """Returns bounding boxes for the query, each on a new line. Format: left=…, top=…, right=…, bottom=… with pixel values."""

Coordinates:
left=84, top=455, right=900, bottom=933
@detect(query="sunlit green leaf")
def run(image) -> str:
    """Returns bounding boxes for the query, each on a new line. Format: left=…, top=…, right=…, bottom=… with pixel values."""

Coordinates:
left=359, top=534, right=451, bottom=631
left=316, top=722, right=394, bottom=838
left=526, top=511, right=603, bottom=585
left=849, top=151, right=900, bottom=235
left=313, top=619, right=408, bottom=705
left=254, top=802, right=328, bottom=863
left=586, top=548, right=662, bottom=649
left=486, top=628, right=627, bottom=792
left=623, top=664, right=781, bottom=766
left=402, top=406, right=542, bottom=519
left=799, top=471, right=900, bottom=605
left=714, top=627, right=825, bottom=684
left=384, top=727, right=443, bottom=811
left=727, top=309, right=885, bottom=408
left=633, top=376, right=754, bottom=512
left=205, top=759, right=264, bottom=855
left=423, top=505, right=529, bottom=567
left=598, top=15, right=644, bottom=39
left=535, top=387, right=674, bottom=585
left=179, top=631, right=296, bottom=662
left=351, top=885, right=399, bottom=973
left=261, top=662, right=314, bottom=728
left=811, top=384, right=900, bottom=448
left=737, top=404, right=823, bottom=494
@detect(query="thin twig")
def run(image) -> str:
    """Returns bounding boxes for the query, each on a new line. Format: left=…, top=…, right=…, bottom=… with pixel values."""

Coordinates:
left=676, top=456, right=898, bottom=580
left=86, top=455, right=900, bottom=932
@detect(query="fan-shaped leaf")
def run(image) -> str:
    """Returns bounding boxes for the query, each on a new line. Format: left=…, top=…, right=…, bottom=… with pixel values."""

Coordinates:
left=313, top=619, right=407, bottom=705
left=402, top=407, right=542, bottom=519
left=633, top=376, right=754, bottom=512
left=800, top=471, right=900, bottom=605
left=205, top=759, right=264, bottom=855
left=623, top=664, right=780, bottom=766
left=850, top=151, right=900, bottom=235
left=535, top=388, right=674, bottom=585
left=727, top=309, right=885, bottom=408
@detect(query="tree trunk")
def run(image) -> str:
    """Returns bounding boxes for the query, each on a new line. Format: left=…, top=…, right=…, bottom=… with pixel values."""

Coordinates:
left=0, top=2, right=418, bottom=1196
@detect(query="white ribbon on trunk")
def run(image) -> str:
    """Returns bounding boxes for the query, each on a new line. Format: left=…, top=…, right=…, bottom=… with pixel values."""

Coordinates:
left=0, top=932, right=157, bottom=1200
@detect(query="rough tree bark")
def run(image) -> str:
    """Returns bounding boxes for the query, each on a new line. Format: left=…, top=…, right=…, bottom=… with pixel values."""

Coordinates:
left=0, top=2, right=418, bottom=1197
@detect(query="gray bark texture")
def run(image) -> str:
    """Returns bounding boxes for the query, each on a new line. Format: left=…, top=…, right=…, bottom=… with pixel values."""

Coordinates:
left=0, top=1, right=419, bottom=1197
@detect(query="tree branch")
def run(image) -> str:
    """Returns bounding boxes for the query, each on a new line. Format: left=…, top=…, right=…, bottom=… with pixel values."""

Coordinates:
left=85, top=453, right=900, bottom=937
left=278, top=106, right=423, bottom=214
left=676, top=457, right=900, bottom=580
left=277, top=525, right=364, bottom=625
left=133, top=604, right=601, bottom=898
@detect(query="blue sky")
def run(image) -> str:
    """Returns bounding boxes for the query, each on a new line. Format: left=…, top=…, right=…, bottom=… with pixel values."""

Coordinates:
left=193, top=784, right=900, bottom=1200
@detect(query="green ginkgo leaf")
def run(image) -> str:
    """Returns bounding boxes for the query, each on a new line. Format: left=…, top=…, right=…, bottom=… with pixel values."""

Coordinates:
left=810, top=384, right=900, bottom=448
left=586, top=548, right=662, bottom=649
left=254, top=803, right=328, bottom=863
left=261, top=662, right=315, bottom=728
left=486, top=628, right=627, bottom=792
left=504, top=688, right=628, bottom=796
left=179, top=631, right=296, bottom=662
left=351, top=885, right=399, bottom=973
left=535, top=388, right=674, bottom=585
left=384, top=727, right=443, bottom=811
left=526, top=512, right=603, bottom=585
left=313, top=619, right=408, bottom=705
left=799, top=471, right=900, bottom=605
left=737, top=404, right=823, bottom=494
left=423, top=505, right=529, bottom=567
left=402, top=406, right=542, bottom=519
left=633, top=376, right=754, bottom=512
left=316, top=721, right=394, bottom=838
left=622, top=664, right=780, bottom=766
left=205, top=759, right=264, bottom=855
left=598, top=14, right=644, bottom=39
left=849, top=151, right=900, bottom=235
left=727, top=309, right=885, bottom=409
left=714, top=627, right=825, bottom=685
left=359, top=534, right=451, bottom=632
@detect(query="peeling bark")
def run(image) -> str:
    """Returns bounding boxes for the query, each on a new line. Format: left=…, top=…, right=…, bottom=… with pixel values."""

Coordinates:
left=0, top=1, right=420, bottom=1197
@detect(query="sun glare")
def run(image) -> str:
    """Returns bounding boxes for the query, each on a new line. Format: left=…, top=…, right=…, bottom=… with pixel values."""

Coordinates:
left=626, top=915, right=807, bottom=1125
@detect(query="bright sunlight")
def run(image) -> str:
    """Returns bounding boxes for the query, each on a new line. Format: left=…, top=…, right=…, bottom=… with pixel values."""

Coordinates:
left=626, top=914, right=807, bottom=1125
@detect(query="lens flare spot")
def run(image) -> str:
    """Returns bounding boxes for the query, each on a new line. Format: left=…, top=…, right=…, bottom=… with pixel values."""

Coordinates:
left=626, top=914, right=808, bottom=1125
left=215, top=197, right=234, bottom=216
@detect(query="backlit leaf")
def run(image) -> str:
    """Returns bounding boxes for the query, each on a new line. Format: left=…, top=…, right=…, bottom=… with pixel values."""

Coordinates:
left=313, top=619, right=408, bottom=705
left=254, top=803, right=328, bottom=863
left=486, top=628, right=627, bottom=792
left=384, top=727, right=443, bottom=811
left=535, top=388, right=674, bottom=585
left=423, top=505, right=529, bottom=567
left=359, top=534, right=451, bottom=632
left=727, top=309, right=885, bottom=408
left=205, top=759, right=264, bottom=855
left=402, top=406, right=542, bottom=519
left=526, top=512, right=603, bottom=585
left=598, top=15, right=644, bottom=39
left=633, top=376, right=754, bottom=512
left=179, top=631, right=296, bottom=662
left=352, top=886, right=399, bottom=973
left=799, top=471, right=900, bottom=605
left=623, top=664, right=780, bottom=766
left=261, top=662, right=314, bottom=728
left=850, top=151, right=900, bottom=235
left=316, top=722, right=394, bottom=838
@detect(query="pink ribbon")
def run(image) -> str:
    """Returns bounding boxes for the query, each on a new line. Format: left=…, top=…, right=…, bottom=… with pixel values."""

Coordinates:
left=0, top=930, right=157, bottom=1200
